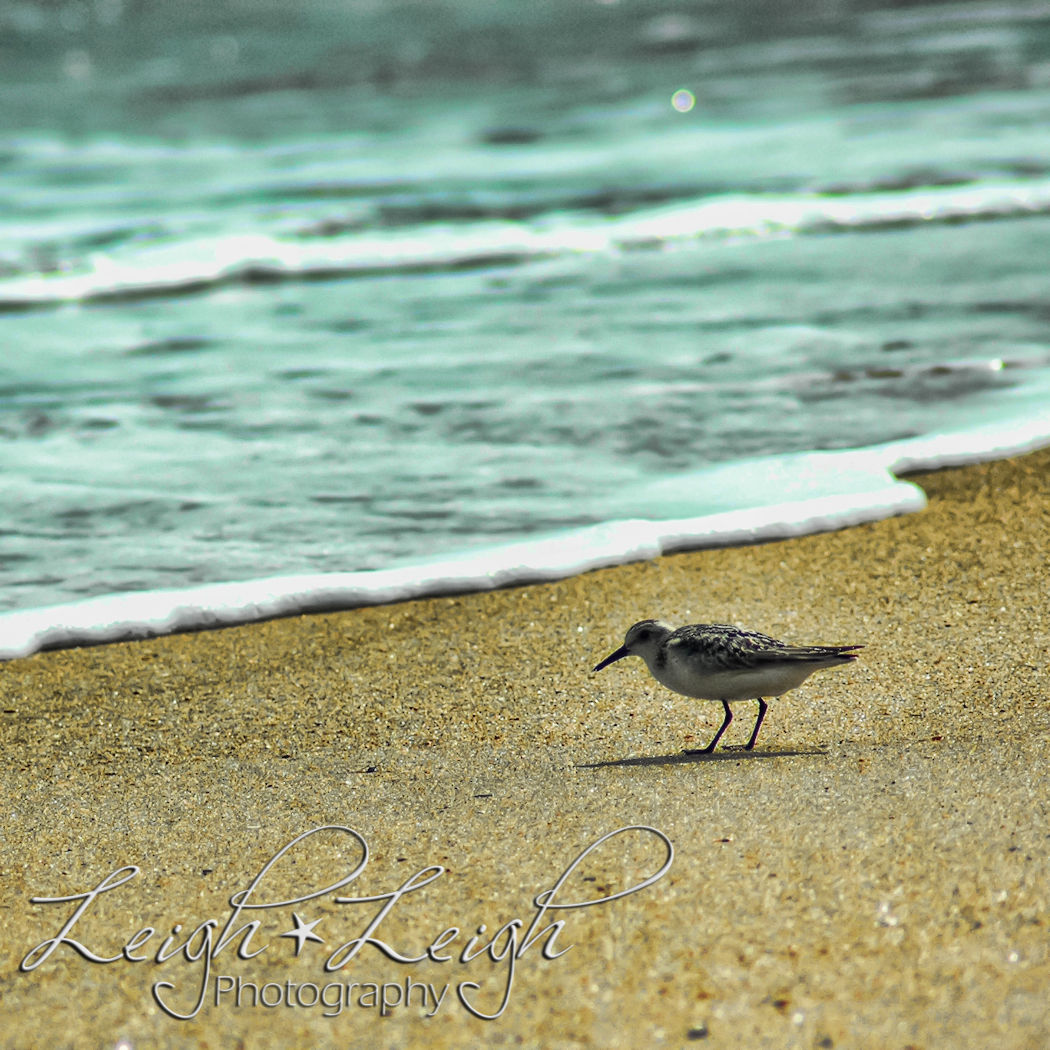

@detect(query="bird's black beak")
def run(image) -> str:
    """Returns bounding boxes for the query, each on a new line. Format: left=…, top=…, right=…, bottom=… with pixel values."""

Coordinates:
left=592, top=645, right=630, bottom=672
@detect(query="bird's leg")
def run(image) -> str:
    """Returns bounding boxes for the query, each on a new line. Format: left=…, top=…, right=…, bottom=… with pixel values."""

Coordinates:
left=684, top=701, right=732, bottom=755
left=744, top=698, right=768, bottom=751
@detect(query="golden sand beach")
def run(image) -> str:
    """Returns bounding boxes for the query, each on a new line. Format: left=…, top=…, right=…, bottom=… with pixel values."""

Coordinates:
left=1, top=449, right=1049, bottom=1049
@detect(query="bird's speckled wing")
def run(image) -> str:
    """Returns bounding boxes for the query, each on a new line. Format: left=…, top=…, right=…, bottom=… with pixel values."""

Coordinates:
left=665, top=623, right=860, bottom=673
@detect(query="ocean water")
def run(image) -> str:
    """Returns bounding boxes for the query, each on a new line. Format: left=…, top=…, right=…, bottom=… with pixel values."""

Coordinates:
left=3, top=0, right=1050, bottom=655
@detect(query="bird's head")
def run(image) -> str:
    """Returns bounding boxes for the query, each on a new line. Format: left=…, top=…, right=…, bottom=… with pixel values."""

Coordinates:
left=592, top=619, right=674, bottom=672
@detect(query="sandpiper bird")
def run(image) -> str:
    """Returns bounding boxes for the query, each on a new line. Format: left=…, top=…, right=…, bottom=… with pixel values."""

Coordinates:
left=593, top=620, right=862, bottom=753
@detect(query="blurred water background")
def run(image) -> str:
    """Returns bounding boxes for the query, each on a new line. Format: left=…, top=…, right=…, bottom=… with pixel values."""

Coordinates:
left=4, top=0, right=1050, bottom=619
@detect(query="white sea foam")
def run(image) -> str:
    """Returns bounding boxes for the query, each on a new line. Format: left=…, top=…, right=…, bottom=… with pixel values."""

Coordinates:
left=3, top=178, right=1050, bottom=307
left=3, top=413, right=1048, bottom=660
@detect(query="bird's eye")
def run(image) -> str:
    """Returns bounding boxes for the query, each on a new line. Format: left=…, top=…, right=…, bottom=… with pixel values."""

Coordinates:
left=638, top=630, right=650, bottom=641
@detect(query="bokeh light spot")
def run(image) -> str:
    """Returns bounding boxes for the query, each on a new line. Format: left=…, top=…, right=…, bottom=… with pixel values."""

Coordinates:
left=671, top=89, right=695, bottom=113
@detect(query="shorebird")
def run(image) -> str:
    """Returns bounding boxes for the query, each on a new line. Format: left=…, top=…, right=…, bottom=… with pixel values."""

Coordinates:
left=593, top=620, right=862, bottom=753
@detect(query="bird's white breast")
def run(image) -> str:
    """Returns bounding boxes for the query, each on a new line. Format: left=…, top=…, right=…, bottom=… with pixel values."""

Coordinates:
left=646, top=651, right=819, bottom=701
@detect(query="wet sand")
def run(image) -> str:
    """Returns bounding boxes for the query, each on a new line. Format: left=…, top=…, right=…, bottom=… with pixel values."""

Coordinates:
left=2, top=449, right=1049, bottom=1049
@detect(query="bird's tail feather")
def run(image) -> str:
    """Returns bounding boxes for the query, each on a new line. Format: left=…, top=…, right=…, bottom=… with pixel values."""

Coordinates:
left=757, top=644, right=862, bottom=664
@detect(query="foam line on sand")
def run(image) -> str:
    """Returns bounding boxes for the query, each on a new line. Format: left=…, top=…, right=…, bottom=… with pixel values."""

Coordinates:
left=1, top=413, right=1048, bottom=661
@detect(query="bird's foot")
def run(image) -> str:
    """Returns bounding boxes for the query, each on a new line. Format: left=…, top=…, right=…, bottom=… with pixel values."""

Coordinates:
left=682, top=747, right=716, bottom=756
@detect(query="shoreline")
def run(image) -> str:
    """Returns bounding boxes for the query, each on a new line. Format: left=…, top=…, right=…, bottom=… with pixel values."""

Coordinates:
left=3, top=413, right=1049, bottom=661
left=2, top=448, right=1050, bottom=1048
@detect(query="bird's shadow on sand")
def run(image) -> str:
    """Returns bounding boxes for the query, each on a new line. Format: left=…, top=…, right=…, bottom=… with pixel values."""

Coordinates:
left=577, top=746, right=828, bottom=770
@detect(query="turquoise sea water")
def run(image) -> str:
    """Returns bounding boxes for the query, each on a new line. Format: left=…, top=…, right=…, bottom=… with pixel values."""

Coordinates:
left=2, top=0, right=1050, bottom=643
